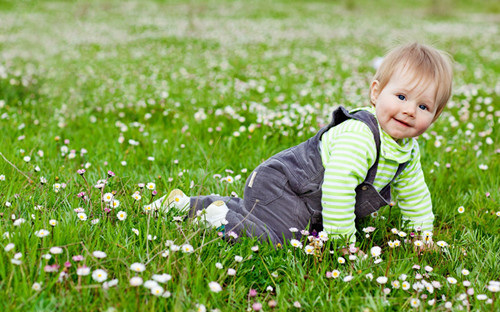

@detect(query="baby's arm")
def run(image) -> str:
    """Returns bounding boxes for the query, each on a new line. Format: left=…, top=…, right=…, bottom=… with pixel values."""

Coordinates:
left=321, top=121, right=376, bottom=242
left=392, top=144, right=434, bottom=234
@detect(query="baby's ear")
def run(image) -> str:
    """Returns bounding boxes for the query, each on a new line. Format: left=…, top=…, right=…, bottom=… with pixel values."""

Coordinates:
left=370, top=80, right=380, bottom=106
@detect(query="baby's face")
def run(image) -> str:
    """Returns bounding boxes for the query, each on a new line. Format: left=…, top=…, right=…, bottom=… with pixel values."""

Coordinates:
left=370, top=70, right=437, bottom=140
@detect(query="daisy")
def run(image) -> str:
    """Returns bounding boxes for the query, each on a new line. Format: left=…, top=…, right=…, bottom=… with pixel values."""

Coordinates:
left=215, top=262, right=223, bottom=269
left=318, top=231, right=329, bottom=241
left=146, top=182, right=155, bottom=190
left=304, top=245, right=314, bottom=255
left=110, top=199, right=120, bottom=209
left=32, top=282, right=42, bottom=291
left=35, top=229, right=50, bottom=238
left=49, top=247, right=63, bottom=254
left=77, top=212, right=87, bottom=221
left=49, top=219, right=58, bottom=226
left=436, top=241, right=448, bottom=247
left=410, top=298, right=420, bottom=308
left=4, top=243, right=14, bottom=252
left=196, top=304, right=206, bottom=312
left=132, top=193, right=141, bottom=201
left=476, top=294, right=487, bottom=300
left=332, top=270, right=340, bottom=279
left=235, top=255, right=243, bottom=262
left=290, top=239, right=302, bottom=248
left=447, top=277, right=457, bottom=284
left=132, top=228, right=139, bottom=235
left=208, top=281, right=222, bottom=293
left=402, top=281, right=411, bottom=290
left=391, top=280, right=400, bottom=289
left=376, top=276, right=388, bottom=284
left=130, top=277, right=143, bottom=286
left=251, top=246, right=259, bottom=252
left=343, top=275, right=353, bottom=282
left=370, top=246, right=382, bottom=257
left=92, top=251, right=107, bottom=258
left=92, top=269, right=108, bottom=282
left=152, top=274, right=172, bottom=283
left=289, top=227, right=298, bottom=233
left=151, top=285, right=164, bottom=296
left=77, top=266, right=91, bottom=276
left=414, top=240, right=423, bottom=247
left=182, top=244, right=194, bottom=253
left=365, top=273, right=373, bottom=281
left=457, top=206, right=465, bottom=213
left=117, top=211, right=127, bottom=221
left=102, top=193, right=113, bottom=202
left=338, top=257, right=346, bottom=264
left=227, top=268, right=236, bottom=276
left=461, top=269, right=470, bottom=275
left=130, top=263, right=146, bottom=272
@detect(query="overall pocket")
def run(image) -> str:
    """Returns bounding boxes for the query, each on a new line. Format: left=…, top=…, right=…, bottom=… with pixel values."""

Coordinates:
left=244, top=166, right=288, bottom=207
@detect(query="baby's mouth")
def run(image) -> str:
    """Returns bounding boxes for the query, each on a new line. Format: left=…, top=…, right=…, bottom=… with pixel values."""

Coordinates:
left=394, top=118, right=411, bottom=127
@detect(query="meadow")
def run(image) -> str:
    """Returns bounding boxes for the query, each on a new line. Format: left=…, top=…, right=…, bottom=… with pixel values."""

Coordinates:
left=0, top=0, right=499, bottom=311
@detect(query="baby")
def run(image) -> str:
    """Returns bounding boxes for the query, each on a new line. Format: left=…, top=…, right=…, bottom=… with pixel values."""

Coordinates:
left=150, top=42, right=453, bottom=245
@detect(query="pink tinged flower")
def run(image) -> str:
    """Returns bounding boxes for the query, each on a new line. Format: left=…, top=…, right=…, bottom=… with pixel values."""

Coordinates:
left=107, top=171, right=115, bottom=177
left=326, top=271, right=333, bottom=278
left=234, top=255, right=243, bottom=262
left=92, top=251, right=107, bottom=258
left=77, top=169, right=86, bottom=175
left=77, top=266, right=91, bottom=276
left=293, top=301, right=301, bottom=308
left=251, top=245, right=259, bottom=252
left=44, top=264, right=60, bottom=272
left=249, top=288, right=257, bottom=297
left=252, top=302, right=262, bottom=311
left=64, top=261, right=72, bottom=268
left=49, top=247, right=63, bottom=254
left=208, top=281, right=222, bottom=293
left=412, top=264, right=421, bottom=270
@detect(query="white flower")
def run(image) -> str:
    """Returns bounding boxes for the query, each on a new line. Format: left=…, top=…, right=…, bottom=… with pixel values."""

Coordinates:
left=144, top=280, right=159, bottom=289
left=13, top=218, right=26, bottom=226
left=0, top=175, right=5, bottom=181
left=132, top=228, right=139, bottom=235
left=461, top=269, right=470, bottom=275
left=215, top=262, right=223, bottom=269
left=370, top=246, right=381, bottom=257
left=196, top=304, right=206, bottom=312
left=49, top=247, right=63, bottom=254
left=365, top=273, right=373, bottom=281
left=234, top=255, right=243, bottom=262
left=110, top=199, right=120, bottom=209
left=392, top=280, right=400, bottom=289
left=170, top=245, right=180, bottom=252
left=130, top=276, right=143, bottom=286
left=414, top=240, right=423, bottom=247
left=92, top=251, right=107, bottom=258
left=35, top=229, right=50, bottom=238
left=376, top=276, right=388, bottom=284
left=343, top=275, right=353, bottom=282
left=208, top=281, right=222, bottom=293
left=11, top=259, right=21, bottom=265
left=32, top=282, right=42, bottom=291
left=130, top=263, right=146, bottom=273
left=332, top=270, right=340, bottom=279
left=132, top=193, right=142, bottom=201
left=318, top=231, right=329, bottom=241
left=146, top=182, right=156, bottom=190
left=304, top=245, right=314, bottom=255
left=77, top=267, right=91, bottom=276
left=91, top=219, right=99, bottom=225
left=182, top=244, right=194, bottom=253
left=399, top=274, right=407, bottom=281
left=436, top=240, right=448, bottom=247
left=338, top=257, right=345, bottom=264
left=116, top=211, right=127, bottom=221
left=152, top=273, right=172, bottom=283
left=289, top=227, right=298, bottom=233
left=402, top=281, right=411, bottom=290
left=49, top=219, right=57, bottom=226
left=103, top=279, right=118, bottom=289
left=424, top=266, right=433, bottom=272
left=77, top=212, right=87, bottom=221
left=92, top=269, right=108, bottom=282
left=487, top=283, right=500, bottom=293
left=447, top=277, right=457, bottom=284
left=227, top=268, right=236, bottom=276
left=410, top=298, right=420, bottom=308
left=4, top=243, right=14, bottom=252
left=290, top=239, right=303, bottom=249
left=102, top=193, right=113, bottom=202
left=457, top=206, right=465, bottom=213
left=476, top=294, right=488, bottom=300
left=151, top=285, right=164, bottom=296
left=251, top=246, right=259, bottom=252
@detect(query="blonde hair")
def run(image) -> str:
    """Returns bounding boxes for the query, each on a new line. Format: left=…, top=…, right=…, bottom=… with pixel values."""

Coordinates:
left=372, top=42, right=453, bottom=121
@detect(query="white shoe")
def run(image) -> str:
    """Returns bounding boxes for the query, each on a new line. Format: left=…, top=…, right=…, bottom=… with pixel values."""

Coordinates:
left=166, top=189, right=190, bottom=213
left=203, top=200, right=229, bottom=228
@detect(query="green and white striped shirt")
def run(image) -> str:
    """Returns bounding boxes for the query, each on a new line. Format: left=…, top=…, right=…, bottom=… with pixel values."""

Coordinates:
left=320, top=107, right=434, bottom=242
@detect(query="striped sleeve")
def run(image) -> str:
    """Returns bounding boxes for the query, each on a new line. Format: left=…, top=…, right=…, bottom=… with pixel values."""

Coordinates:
left=392, top=143, right=434, bottom=233
left=320, top=120, right=376, bottom=242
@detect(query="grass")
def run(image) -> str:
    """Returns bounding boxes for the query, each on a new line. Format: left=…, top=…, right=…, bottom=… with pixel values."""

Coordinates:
left=0, top=0, right=499, bottom=311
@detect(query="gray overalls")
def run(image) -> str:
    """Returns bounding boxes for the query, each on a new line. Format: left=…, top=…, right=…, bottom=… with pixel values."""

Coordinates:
left=190, top=106, right=408, bottom=244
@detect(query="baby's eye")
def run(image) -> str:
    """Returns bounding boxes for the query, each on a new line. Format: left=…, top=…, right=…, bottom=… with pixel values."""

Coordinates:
left=418, top=104, right=428, bottom=111
left=397, top=94, right=406, bottom=101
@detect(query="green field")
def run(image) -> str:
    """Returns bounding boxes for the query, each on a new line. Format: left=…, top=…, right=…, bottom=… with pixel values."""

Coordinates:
left=0, top=0, right=499, bottom=311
